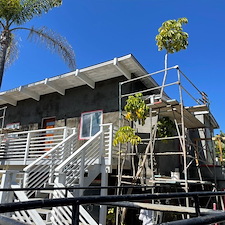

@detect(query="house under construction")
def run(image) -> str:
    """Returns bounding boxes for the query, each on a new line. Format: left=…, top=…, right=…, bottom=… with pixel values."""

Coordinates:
left=0, top=54, right=222, bottom=224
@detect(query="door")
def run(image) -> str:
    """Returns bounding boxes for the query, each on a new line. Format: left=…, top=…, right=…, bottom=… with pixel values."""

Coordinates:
left=42, top=117, right=56, bottom=151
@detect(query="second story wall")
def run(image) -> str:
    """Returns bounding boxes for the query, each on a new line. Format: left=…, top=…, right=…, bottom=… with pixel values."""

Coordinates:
left=4, top=76, right=148, bottom=130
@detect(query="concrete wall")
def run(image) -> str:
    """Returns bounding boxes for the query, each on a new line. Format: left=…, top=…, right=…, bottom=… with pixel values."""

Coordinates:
left=4, top=75, right=149, bottom=131
left=3, top=76, right=136, bottom=129
left=189, top=113, right=215, bottom=165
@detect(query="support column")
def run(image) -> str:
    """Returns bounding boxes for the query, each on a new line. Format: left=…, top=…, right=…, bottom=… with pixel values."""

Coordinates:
left=0, top=170, right=17, bottom=204
left=99, top=164, right=108, bottom=225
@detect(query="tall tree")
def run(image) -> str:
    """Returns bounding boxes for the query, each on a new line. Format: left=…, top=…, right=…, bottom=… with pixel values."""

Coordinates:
left=156, top=17, right=188, bottom=70
left=0, top=0, right=76, bottom=87
left=156, top=18, right=188, bottom=97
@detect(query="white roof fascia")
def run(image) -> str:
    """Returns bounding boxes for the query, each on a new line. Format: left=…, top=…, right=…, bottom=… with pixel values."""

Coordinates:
left=0, top=54, right=158, bottom=106
left=113, top=57, right=131, bottom=80
left=79, top=59, right=114, bottom=72
left=0, top=94, right=17, bottom=106
left=19, top=86, right=40, bottom=101
left=44, top=78, right=65, bottom=95
left=193, top=111, right=209, bottom=115
left=75, top=69, right=95, bottom=89
left=194, top=110, right=219, bottom=129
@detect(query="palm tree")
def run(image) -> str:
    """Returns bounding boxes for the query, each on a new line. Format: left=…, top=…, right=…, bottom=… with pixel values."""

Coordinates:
left=0, top=0, right=76, bottom=88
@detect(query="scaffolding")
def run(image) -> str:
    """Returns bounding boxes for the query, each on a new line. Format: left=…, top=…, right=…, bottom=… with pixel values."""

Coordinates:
left=118, top=65, right=219, bottom=211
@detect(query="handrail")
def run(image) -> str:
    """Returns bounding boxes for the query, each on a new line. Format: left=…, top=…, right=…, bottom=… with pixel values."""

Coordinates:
left=1, top=191, right=225, bottom=225
left=0, top=127, right=74, bottom=163
left=53, top=124, right=113, bottom=224
left=119, top=66, right=208, bottom=109
left=23, top=130, right=78, bottom=195
left=55, top=130, right=103, bottom=188
left=55, top=130, right=101, bottom=173
left=101, top=123, right=114, bottom=172
left=24, top=130, right=76, bottom=172
left=55, top=123, right=112, bottom=177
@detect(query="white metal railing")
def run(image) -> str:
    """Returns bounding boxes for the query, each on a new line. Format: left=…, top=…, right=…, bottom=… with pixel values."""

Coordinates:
left=51, top=124, right=113, bottom=225
left=51, top=183, right=98, bottom=225
left=23, top=129, right=78, bottom=197
left=0, top=127, right=73, bottom=164
left=101, top=124, right=114, bottom=173
left=12, top=184, right=46, bottom=225
left=55, top=124, right=113, bottom=187
left=0, top=172, right=46, bottom=224
left=55, top=131, right=102, bottom=187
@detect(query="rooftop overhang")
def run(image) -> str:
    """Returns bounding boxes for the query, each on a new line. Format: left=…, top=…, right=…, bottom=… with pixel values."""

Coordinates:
left=193, top=110, right=219, bottom=130
left=0, top=54, right=156, bottom=107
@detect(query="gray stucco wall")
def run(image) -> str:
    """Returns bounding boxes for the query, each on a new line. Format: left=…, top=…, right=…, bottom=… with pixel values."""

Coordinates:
left=4, top=76, right=147, bottom=130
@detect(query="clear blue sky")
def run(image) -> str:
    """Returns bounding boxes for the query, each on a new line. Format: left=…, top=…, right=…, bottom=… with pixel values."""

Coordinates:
left=2, top=0, right=224, bottom=133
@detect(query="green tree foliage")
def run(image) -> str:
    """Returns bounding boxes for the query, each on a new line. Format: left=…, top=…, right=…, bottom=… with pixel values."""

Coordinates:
left=156, top=17, right=188, bottom=54
left=124, top=93, right=149, bottom=126
left=157, top=117, right=176, bottom=139
left=0, top=0, right=75, bottom=87
left=114, top=93, right=149, bottom=146
left=113, top=126, right=141, bottom=146
left=215, top=131, right=225, bottom=159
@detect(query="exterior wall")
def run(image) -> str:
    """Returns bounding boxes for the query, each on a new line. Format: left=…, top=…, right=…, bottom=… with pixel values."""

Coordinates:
left=154, top=140, right=180, bottom=177
left=191, top=113, right=215, bottom=165
left=4, top=76, right=135, bottom=130
left=3, top=75, right=150, bottom=137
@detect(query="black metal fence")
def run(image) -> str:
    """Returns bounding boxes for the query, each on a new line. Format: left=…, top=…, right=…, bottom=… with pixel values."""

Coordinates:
left=1, top=186, right=225, bottom=225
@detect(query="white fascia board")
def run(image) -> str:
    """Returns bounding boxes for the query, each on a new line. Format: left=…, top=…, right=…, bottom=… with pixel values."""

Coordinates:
left=113, top=57, right=131, bottom=80
left=44, top=78, right=65, bottom=95
left=0, top=95, right=17, bottom=106
left=19, top=86, right=40, bottom=101
left=193, top=111, right=210, bottom=115
left=75, top=69, right=95, bottom=89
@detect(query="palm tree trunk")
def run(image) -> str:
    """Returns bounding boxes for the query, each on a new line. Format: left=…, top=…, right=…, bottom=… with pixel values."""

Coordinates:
left=0, top=30, right=10, bottom=88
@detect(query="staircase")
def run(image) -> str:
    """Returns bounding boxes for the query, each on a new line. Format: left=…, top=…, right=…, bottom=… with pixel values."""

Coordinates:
left=3, top=124, right=114, bottom=225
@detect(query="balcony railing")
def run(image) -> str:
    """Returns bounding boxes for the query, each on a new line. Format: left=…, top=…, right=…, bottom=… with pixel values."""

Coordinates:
left=0, top=127, right=74, bottom=165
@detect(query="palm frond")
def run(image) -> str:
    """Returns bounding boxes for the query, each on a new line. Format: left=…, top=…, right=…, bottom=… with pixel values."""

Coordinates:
left=0, top=0, right=22, bottom=22
left=14, top=0, right=62, bottom=24
left=5, top=33, right=19, bottom=69
left=27, top=26, right=76, bottom=70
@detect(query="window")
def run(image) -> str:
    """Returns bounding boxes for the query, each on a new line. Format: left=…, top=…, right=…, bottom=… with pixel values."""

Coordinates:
left=6, top=122, right=20, bottom=138
left=6, top=122, right=20, bottom=130
left=79, top=110, right=103, bottom=139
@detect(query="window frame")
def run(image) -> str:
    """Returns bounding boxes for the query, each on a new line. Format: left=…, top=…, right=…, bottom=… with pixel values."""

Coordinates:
left=79, top=110, right=103, bottom=140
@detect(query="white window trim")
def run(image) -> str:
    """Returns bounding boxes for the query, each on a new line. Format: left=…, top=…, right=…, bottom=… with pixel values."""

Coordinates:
left=79, top=110, right=103, bottom=140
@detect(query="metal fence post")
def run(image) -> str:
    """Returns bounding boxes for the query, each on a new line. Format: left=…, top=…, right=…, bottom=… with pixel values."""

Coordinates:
left=72, top=203, right=80, bottom=225
left=193, top=195, right=200, bottom=217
